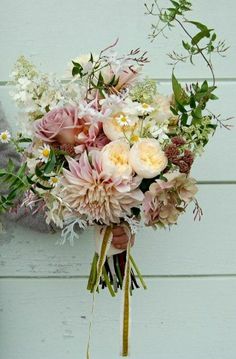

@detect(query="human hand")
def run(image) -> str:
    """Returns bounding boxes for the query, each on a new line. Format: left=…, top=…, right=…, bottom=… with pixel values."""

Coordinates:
left=112, top=225, right=135, bottom=250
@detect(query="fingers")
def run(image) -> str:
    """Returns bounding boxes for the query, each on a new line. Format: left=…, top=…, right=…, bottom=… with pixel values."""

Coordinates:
left=112, top=226, right=135, bottom=249
left=112, top=226, right=126, bottom=237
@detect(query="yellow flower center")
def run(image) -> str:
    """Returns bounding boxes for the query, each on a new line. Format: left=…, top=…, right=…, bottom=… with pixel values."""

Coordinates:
left=120, top=115, right=128, bottom=123
left=51, top=177, right=58, bottom=184
left=139, top=144, right=161, bottom=168
left=130, top=135, right=140, bottom=143
left=142, top=103, right=149, bottom=109
left=109, top=151, right=128, bottom=166
left=1, top=133, right=7, bottom=140
left=42, top=148, right=50, bottom=157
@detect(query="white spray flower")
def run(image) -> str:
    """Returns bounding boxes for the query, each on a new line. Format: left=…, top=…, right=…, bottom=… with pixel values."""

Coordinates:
left=38, top=144, right=51, bottom=163
left=0, top=130, right=11, bottom=143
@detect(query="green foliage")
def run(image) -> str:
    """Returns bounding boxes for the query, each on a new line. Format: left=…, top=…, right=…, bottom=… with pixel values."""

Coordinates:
left=171, top=73, right=218, bottom=126
left=0, top=160, right=30, bottom=213
left=145, top=0, right=229, bottom=85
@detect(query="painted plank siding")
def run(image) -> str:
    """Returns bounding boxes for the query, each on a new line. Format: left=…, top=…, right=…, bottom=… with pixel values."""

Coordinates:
left=0, top=0, right=236, bottom=358
left=1, top=185, right=236, bottom=277
left=1, top=278, right=236, bottom=359
left=0, top=0, right=235, bottom=80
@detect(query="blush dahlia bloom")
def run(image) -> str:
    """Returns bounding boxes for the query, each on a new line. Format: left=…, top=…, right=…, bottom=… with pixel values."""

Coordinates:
left=34, top=106, right=80, bottom=144
left=61, top=151, right=144, bottom=225
left=143, top=172, right=198, bottom=227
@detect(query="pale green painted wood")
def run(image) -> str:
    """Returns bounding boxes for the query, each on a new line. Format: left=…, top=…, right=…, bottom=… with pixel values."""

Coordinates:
left=0, top=277, right=236, bottom=359
left=0, top=0, right=235, bottom=80
left=1, top=185, right=236, bottom=276
left=0, top=1, right=236, bottom=358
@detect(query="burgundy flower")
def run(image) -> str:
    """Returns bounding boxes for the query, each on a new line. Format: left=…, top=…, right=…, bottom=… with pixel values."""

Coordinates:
left=178, top=160, right=190, bottom=173
left=165, top=144, right=180, bottom=160
left=182, top=149, right=194, bottom=166
left=171, top=136, right=186, bottom=147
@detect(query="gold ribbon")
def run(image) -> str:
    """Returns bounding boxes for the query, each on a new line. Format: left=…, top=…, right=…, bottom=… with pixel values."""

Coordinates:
left=86, top=226, right=113, bottom=359
left=121, top=229, right=133, bottom=356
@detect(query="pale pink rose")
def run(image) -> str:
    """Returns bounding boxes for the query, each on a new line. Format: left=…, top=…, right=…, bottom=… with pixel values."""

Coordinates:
left=34, top=106, right=80, bottom=144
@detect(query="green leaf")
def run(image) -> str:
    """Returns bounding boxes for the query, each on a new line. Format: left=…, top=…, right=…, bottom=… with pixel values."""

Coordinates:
left=182, top=40, right=191, bottom=51
left=44, top=151, right=56, bottom=174
left=172, top=72, right=183, bottom=103
left=192, top=31, right=209, bottom=45
left=35, top=182, right=53, bottom=190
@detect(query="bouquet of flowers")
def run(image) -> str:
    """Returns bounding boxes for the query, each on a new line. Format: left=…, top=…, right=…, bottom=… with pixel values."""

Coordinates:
left=0, top=1, right=229, bottom=352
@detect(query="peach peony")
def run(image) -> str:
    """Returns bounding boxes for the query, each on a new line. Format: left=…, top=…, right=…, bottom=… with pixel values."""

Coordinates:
left=129, top=138, right=168, bottom=179
left=101, top=140, right=132, bottom=178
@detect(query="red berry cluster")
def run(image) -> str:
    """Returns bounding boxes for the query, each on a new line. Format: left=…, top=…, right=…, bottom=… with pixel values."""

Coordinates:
left=165, top=136, right=194, bottom=173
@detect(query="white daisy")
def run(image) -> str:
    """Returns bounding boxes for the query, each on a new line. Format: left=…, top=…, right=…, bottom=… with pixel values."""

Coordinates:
left=137, top=103, right=154, bottom=115
left=116, top=114, right=132, bottom=127
left=38, top=144, right=51, bottom=163
left=49, top=176, right=60, bottom=187
left=0, top=130, right=11, bottom=143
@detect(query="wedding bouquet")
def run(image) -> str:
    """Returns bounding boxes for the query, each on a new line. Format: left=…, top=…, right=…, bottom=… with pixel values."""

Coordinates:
left=0, top=35, right=226, bottom=356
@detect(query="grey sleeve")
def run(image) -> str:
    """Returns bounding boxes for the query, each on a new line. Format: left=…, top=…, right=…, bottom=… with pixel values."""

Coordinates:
left=0, top=103, right=21, bottom=170
left=0, top=102, right=57, bottom=234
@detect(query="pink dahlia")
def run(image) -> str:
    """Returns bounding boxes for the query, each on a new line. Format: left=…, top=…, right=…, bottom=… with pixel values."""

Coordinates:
left=61, top=151, right=144, bottom=225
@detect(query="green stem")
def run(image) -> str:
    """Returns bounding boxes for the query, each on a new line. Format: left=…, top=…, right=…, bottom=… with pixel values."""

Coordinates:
left=102, top=267, right=116, bottom=297
left=129, top=255, right=147, bottom=290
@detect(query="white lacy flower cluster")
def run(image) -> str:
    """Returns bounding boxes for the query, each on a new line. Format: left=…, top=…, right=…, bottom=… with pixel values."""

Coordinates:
left=10, top=56, right=82, bottom=135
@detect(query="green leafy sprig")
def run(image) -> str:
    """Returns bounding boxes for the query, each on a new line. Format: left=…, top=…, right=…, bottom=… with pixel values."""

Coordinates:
left=144, top=0, right=229, bottom=86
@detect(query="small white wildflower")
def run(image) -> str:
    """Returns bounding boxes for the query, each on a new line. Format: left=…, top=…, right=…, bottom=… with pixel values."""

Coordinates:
left=38, top=144, right=51, bottom=163
left=137, top=103, right=154, bottom=115
left=49, top=176, right=60, bottom=187
left=116, top=114, right=132, bottom=127
left=0, top=130, right=11, bottom=143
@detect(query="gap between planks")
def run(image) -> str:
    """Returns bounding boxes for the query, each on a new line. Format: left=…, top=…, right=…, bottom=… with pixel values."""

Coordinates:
left=1, top=78, right=236, bottom=86
left=1, top=274, right=236, bottom=280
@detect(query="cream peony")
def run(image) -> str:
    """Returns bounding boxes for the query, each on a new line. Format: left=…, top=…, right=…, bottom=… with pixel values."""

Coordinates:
left=101, top=140, right=132, bottom=178
left=103, top=113, right=139, bottom=141
left=129, top=138, right=168, bottom=178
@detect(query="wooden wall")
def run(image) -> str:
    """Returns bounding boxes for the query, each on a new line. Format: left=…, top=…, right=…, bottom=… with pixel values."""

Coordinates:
left=0, top=1, right=235, bottom=358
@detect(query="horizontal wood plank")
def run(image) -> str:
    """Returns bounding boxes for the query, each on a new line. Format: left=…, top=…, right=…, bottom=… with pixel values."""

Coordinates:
left=1, top=184, right=236, bottom=277
left=0, top=277, right=236, bottom=359
left=0, top=0, right=235, bottom=80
